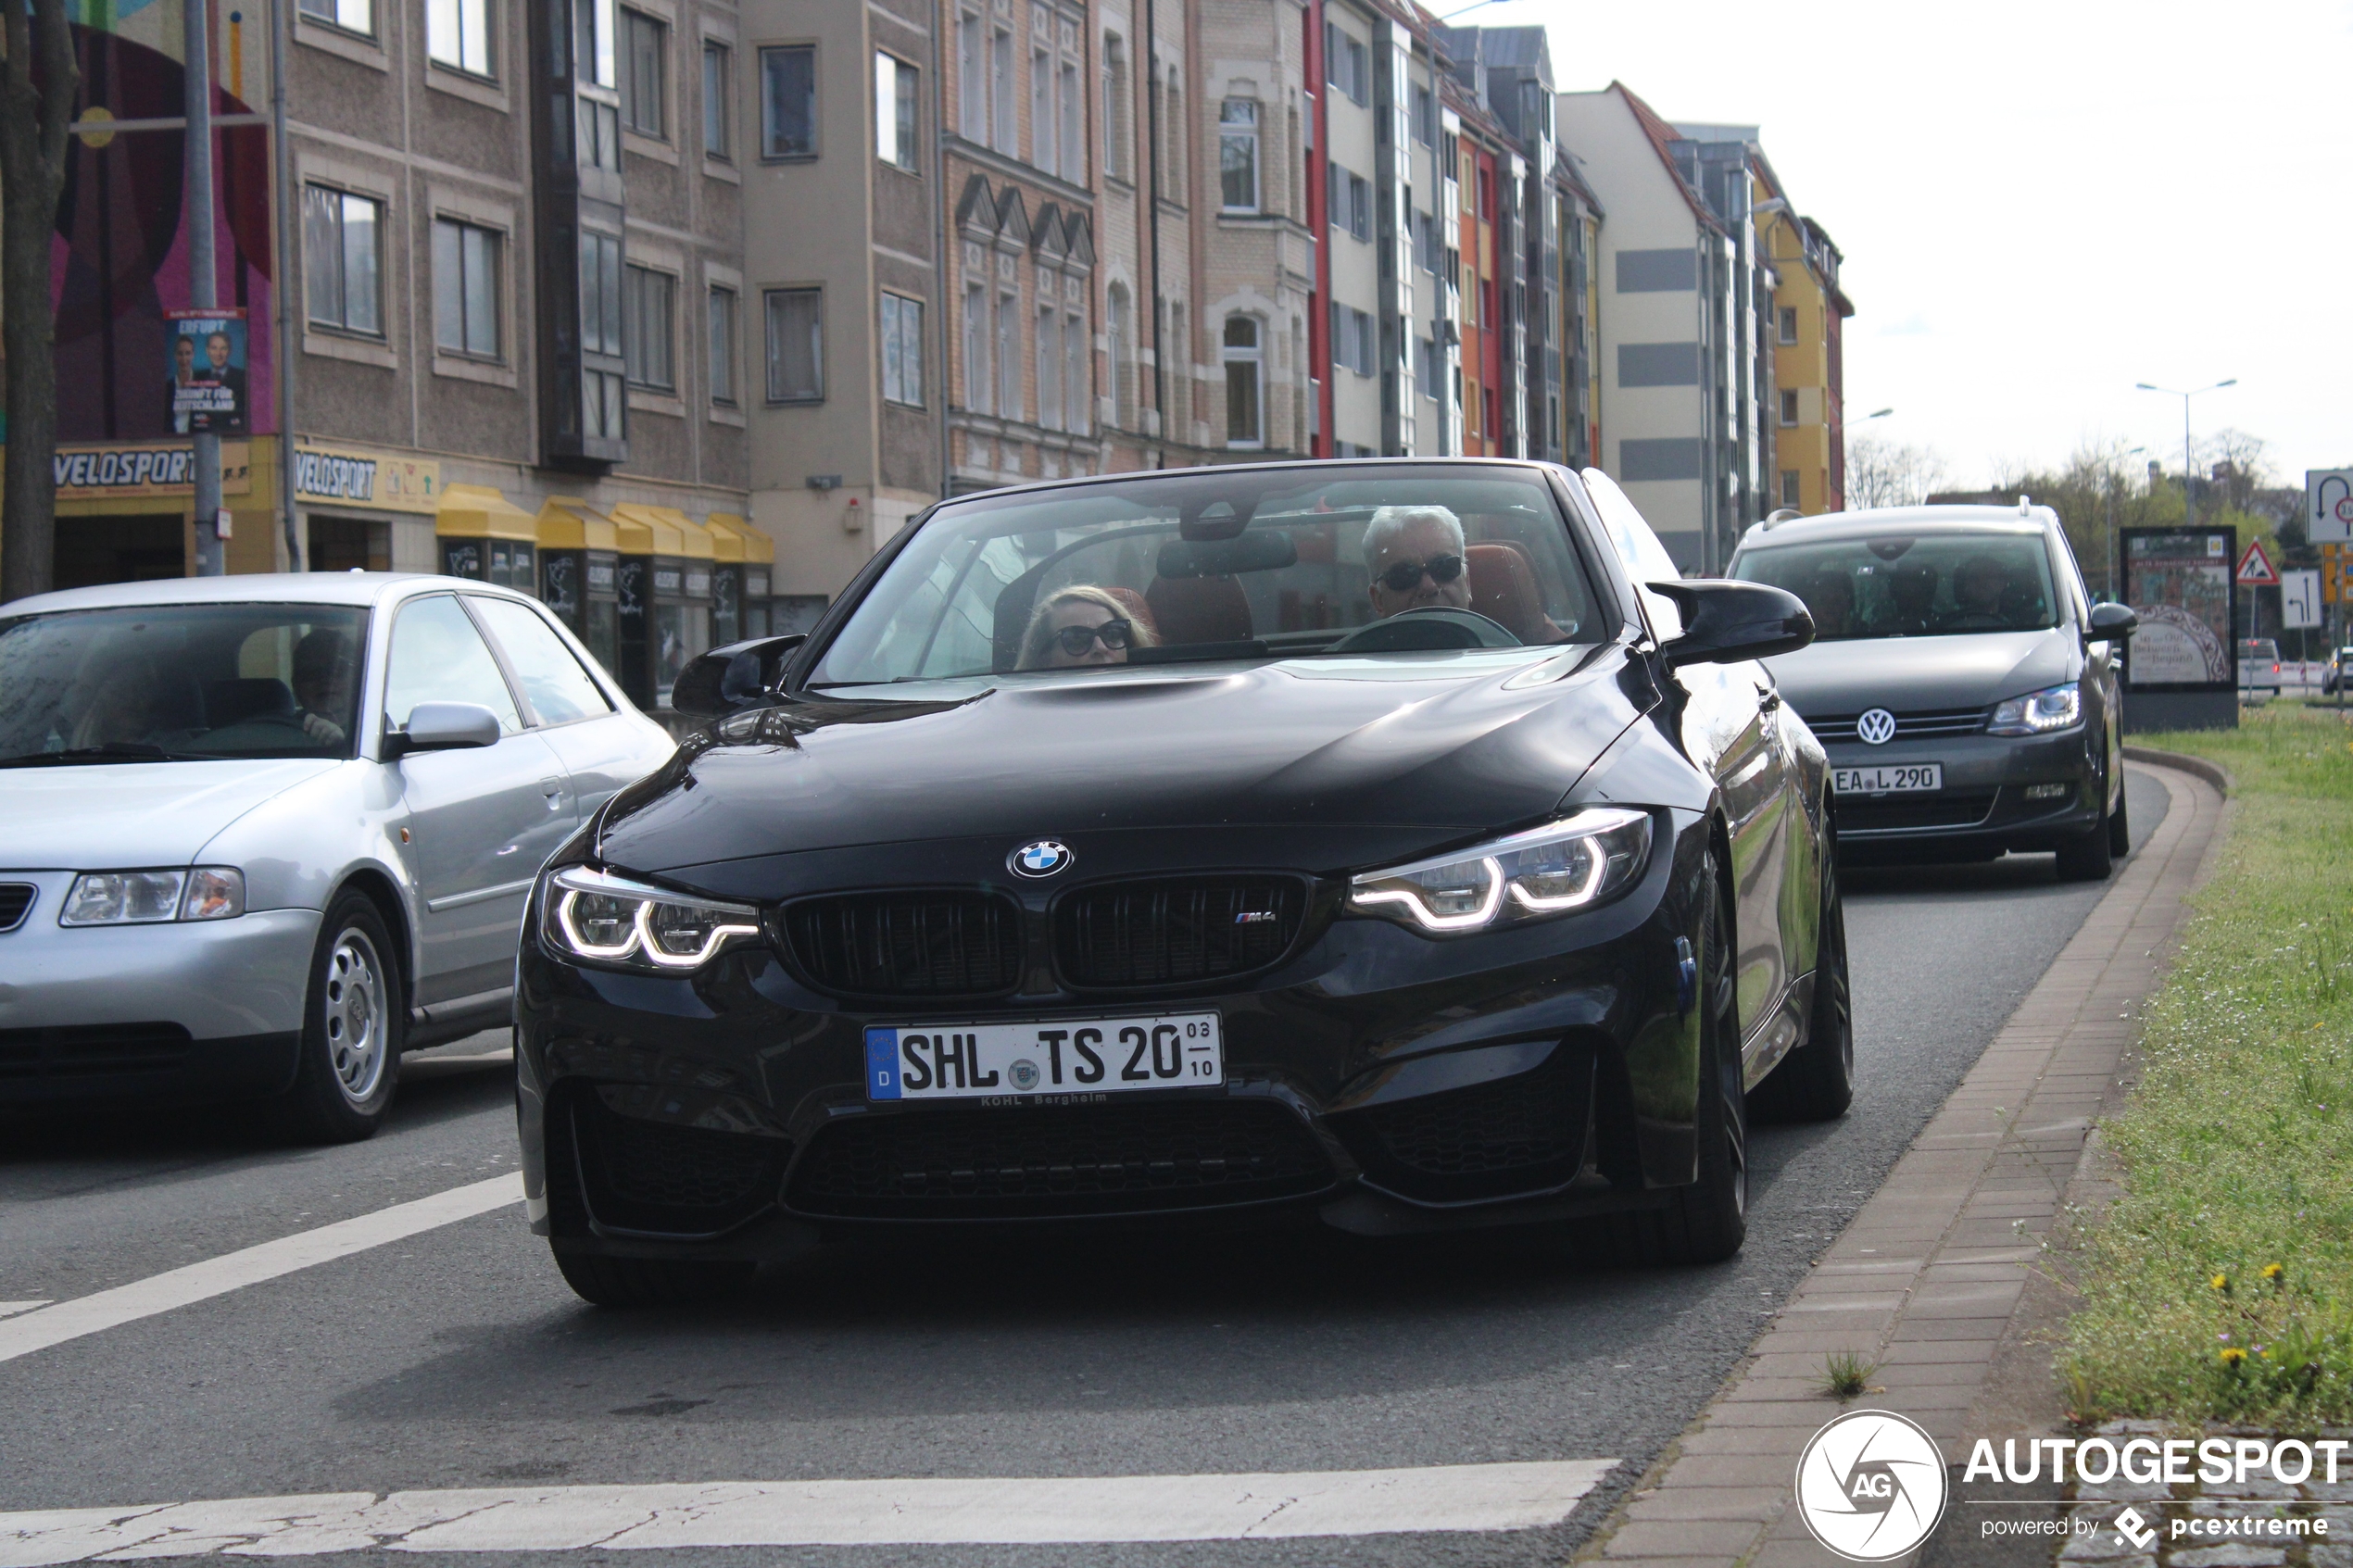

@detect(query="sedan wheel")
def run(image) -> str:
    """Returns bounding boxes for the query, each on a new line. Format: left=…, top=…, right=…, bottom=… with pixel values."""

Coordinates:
left=270, top=891, right=404, bottom=1143
left=1753, top=839, right=1854, bottom=1123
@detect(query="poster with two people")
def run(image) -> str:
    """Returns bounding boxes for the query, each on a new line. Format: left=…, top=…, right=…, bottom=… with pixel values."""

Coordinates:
left=168, top=309, right=248, bottom=435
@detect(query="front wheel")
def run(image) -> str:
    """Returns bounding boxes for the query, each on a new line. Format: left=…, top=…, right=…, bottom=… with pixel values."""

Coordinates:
left=268, top=891, right=404, bottom=1142
left=2107, top=775, right=2132, bottom=859
left=1754, top=845, right=1853, bottom=1122
left=2055, top=785, right=2116, bottom=883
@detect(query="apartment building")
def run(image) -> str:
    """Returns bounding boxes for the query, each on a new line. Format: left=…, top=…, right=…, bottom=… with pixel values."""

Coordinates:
left=1764, top=212, right=1852, bottom=514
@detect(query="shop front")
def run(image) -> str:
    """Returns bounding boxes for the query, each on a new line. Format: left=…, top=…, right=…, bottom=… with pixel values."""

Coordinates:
left=609, top=505, right=716, bottom=711
left=535, top=497, right=623, bottom=679
left=702, top=513, right=776, bottom=647
left=434, top=485, right=538, bottom=590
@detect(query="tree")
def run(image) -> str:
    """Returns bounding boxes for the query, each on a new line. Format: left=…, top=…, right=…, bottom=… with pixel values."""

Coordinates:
left=0, top=0, right=79, bottom=604
left=1844, top=435, right=1948, bottom=509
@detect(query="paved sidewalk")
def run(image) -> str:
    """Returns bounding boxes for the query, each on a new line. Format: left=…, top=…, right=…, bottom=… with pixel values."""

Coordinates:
left=1576, top=762, right=2229, bottom=1568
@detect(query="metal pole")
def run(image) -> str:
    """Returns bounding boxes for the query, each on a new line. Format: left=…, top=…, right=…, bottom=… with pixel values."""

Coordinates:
left=185, top=0, right=224, bottom=575
left=270, top=0, right=300, bottom=570
left=2182, top=393, right=2195, bottom=533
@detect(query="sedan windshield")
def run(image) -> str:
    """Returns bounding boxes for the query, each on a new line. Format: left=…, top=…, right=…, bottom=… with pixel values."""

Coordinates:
left=1731, top=531, right=2059, bottom=641
left=808, top=465, right=1603, bottom=688
left=0, top=603, right=368, bottom=764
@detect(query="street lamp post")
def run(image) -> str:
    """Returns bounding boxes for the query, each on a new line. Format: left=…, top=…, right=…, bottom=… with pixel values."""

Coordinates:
left=2133, top=379, right=2235, bottom=532
left=185, top=0, right=223, bottom=576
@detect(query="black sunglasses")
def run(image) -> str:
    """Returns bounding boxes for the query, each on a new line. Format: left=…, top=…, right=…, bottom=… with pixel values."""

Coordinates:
left=1377, top=553, right=1466, bottom=594
left=1052, top=618, right=1135, bottom=656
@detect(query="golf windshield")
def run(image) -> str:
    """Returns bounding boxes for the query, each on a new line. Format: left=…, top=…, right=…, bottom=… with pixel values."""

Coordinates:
left=1731, top=532, right=2060, bottom=641
left=807, top=466, right=1604, bottom=689
left=0, top=603, right=369, bottom=764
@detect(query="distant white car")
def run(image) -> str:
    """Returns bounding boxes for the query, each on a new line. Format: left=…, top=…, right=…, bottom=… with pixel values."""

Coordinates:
left=0, top=573, right=676, bottom=1139
left=2237, top=637, right=2281, bottom=701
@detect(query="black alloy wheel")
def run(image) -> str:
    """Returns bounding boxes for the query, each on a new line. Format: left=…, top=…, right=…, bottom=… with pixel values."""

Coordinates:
left=1753, top=836, right=1854, bottom=1123
left=269, top=890, right=404, bottom=1143
left=2055, top=767, right=2117, bottom=883
left=2107, top=771, right=2132, bottom=859
left=552, top=1248, right=757, bottom=1309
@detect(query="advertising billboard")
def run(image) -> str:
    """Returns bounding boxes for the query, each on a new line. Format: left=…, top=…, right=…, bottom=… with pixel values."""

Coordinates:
left=2120, top=526, right=2236, bottom=692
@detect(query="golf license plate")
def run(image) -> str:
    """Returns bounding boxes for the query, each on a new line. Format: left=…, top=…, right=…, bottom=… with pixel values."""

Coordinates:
left=1833, top=762, right=1943, bottom=795
left=864, top=1013, right=1224, bottom=1103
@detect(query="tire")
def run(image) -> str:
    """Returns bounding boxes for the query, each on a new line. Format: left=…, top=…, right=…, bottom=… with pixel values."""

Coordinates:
left=2107, top=776, right=2132, bottom=859
left=552, top=1247, right=754, bottom=1308
left=2055, top=784, right=2116, bottom=883
left=1754, top=846, right=1853, bottom=1123
left=268, top=890, right=403, bottom=1143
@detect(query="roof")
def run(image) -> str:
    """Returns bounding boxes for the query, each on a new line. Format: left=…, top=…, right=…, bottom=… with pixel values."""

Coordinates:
left=1738, top=505, right=2059, bottom=550
left=0, top=572, right=529, bottom=615
left=1607, top=82, right=1727, bottom=236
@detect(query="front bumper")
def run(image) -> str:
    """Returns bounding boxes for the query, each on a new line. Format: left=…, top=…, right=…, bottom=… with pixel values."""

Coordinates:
left=0, top=872, right=317, bottom=1103
left=516, top=813, right=1718, bottom=1259
left=1820, top=730, right=2100, bottom=857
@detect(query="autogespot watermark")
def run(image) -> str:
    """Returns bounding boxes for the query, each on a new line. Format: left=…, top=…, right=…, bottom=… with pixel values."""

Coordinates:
left=1795, top=1411, right=1950, bottom=1561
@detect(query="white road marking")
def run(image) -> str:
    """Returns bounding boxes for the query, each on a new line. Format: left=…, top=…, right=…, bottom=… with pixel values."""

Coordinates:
left=0, top=1301, right=52, bottom=1319
left=0, top=1462, right=1617, bottom=1561
left=0, top=1173, right=522, bottom=1365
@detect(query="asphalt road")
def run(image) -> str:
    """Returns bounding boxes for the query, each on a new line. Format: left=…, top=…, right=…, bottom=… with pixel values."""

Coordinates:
left=0, top=771, right=2167, bottom=1568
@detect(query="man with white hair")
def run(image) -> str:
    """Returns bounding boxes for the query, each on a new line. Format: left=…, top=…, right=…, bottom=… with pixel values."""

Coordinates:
left=1362, top=504, right=1473, bottom=619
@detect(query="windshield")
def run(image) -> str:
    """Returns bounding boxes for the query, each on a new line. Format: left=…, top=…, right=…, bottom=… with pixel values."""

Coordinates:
left=808, top=465, right=1603, bottom=688
left=1730, top=531, right=2059, bottom=641
left=0, top=603, right=369, bottom=764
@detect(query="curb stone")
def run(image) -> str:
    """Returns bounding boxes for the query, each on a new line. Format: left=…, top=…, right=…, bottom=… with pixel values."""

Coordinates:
left=1572, top=762, right=2228, bottom=1568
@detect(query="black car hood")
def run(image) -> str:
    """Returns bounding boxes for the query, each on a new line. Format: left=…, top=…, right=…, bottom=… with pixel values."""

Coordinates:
left=598, top=646, right=1647, bottom=878
left=1762, top=629, right=2077, bottom=720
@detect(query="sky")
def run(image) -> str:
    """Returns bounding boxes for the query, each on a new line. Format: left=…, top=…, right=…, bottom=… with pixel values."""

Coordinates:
left=1464, top=0, right=2353, bottom=494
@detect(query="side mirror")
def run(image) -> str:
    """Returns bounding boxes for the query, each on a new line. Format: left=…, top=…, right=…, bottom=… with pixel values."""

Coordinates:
left=1646, top=580, right=1815, bottom=669
left=385, top=701, right=502, bottom=758
left=2086, top=602, right=2139, bottom=643
left=671, top=633, right=807, bottom=717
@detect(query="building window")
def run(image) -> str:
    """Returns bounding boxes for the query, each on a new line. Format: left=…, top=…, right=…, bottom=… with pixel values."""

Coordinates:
left=702, top=42, right=731, bottom=159
left=1780, top=470, right=1801, bottom=508
left=1222, top=316, right=1261, bottom=446
left=579, top=231, right=624, bottom=442
left=875, top=51, right=919, bottom=169
left=958, top=9, right=985, bottom=141
left=1327, top=302, right=1374, bottom=378
left=620, top=9, right=665, bottom=137
left=298, top=0, right=371, bottom=37
left=1412, top=83, right=1432, bottom=145
left=1064, top=309, right=1088, bottom=435
left=708, top=285, right=736, bottom=405
left=881, top=291, right=924, bottom=407
left=996, top=288, right=1021, bottom=420
left=303, top=185, right=382, bottom=336
left=1219, top=99, right=1258, bottom=212
left=962, top=281, right=989, bottom=411
left=1349, top=174, right=1370, bottom=241
left=1031, top=37, right=1054, bottom=175
left=1416, top=334, right=1436, bottom=402
left=764, top=286, right=823, bottom=403
left=1036, top=304, right=1062, bottom=429
left=1060, top=56, right=1082, bottom=181
left=1106, top=283, right=1128, bottom=426
left=623, top=265, right=674, bottom=391
left=431, top=218, right=499, bottom=358
left=1324, top=23, right=1367, bottom=106
left=991, top=23, right=1014, bottom=153
left=1777, top=305, right=1797, bottom=345
left=760, top=44, right=815, bottom=158
left=1101, top=35, right=1126, bottom=178
left=426, top=0, right=492, bottom=76
left=1779, top=388, right=1799, bottom=426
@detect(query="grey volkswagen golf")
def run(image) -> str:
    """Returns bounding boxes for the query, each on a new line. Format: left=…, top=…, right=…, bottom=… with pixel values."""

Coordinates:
left=1726, top=503, right=2136, bottom=880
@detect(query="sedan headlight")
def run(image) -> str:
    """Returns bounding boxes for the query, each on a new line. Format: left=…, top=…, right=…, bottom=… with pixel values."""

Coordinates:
left=540, top=866, right=762, bottom=971
left=1347, top=809, right=1653, bottom=934
left=1987, top=682, right=2081, bottom=736
left=58, top=868, right=245, bottom=926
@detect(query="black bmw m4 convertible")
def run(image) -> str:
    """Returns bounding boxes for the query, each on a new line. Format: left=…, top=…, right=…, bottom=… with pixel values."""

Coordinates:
left=516, top=460, right=1849, bottom=1306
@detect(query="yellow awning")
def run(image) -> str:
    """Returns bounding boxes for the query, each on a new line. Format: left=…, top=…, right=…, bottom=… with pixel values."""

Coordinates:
left=535, top=496, right=619, bottom=553
left=610, top=502, right=716, bottom=559
left=703, top=515, right=748, bottom=563
left=705, top=513, right=774, bottom=565
left=434, top=483, right=537, bottom=541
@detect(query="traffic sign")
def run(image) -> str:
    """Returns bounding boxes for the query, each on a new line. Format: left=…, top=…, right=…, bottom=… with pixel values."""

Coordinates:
left=2309, top=470, right=2353, bottom=545
left=2236, top=538, right=2280, bottom=587
left=2283, top=570, right=2322, bottom=629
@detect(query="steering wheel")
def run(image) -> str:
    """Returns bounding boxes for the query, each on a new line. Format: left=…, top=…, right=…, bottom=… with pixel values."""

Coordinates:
left=1327, top=606, right=1522, bottom=654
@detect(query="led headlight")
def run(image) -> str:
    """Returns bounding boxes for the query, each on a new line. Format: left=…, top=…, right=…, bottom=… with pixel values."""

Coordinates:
left=1347, top=808, right=1653, bottom=935
left=1986, top=681, right=2081, bottom=735
left=540, top=866, right=762, bottom=971
left=59, top=867, right=245, bottom=926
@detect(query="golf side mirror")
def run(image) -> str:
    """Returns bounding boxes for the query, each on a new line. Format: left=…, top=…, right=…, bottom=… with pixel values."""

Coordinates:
left=385, top=701, right=502, bottom=758
left=2087, top=603, right=2139, bottom=643
left=1646, top=580, right=1816, bottom=669
left=671, top=633, right=807, bottom=717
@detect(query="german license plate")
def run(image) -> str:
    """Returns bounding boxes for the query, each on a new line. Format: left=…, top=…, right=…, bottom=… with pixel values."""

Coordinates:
left=1833, top=762, right=1943, bottom=794
left=864, top=1013, right=1224, bottom=1102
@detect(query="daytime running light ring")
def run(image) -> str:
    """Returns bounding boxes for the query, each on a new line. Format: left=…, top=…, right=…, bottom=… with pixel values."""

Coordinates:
left=1352, top=855, right=1507, bottom=932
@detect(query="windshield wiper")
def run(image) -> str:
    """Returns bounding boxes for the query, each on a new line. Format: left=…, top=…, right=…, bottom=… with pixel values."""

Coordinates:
left=0, top=742, right=198, bottom=769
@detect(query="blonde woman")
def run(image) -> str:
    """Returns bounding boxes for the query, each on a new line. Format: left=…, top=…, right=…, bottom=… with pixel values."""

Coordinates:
left=1018, top=584, right=1159, bottom=670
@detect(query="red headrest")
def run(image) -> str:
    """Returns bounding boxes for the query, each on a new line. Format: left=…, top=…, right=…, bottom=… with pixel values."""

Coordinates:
left=1466, top=542, right=1549, bottom=644
left=1146, top=575, right=1253, bottom=645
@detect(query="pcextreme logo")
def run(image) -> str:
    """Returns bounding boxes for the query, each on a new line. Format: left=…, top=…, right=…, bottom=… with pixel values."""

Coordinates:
left=1794, top=1409, right=1950, bottom=1562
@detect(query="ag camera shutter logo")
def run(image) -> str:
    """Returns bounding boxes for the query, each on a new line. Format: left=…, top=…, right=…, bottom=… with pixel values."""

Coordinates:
left=1795, top=1410, right=1948, bottom=1561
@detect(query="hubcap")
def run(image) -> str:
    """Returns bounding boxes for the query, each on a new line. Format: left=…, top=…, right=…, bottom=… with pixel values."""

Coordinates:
left=321, top=928, right=387, bottom=1103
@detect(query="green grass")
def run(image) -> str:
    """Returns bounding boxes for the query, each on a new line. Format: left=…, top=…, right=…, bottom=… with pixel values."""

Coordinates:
left=2060, top=701, right=2353, bottom=1423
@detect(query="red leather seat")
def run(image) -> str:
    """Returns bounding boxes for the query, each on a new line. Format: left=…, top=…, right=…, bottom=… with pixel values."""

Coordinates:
left=1146, top=575, right=1253, bottom=645
left=1466, top=542, right=1554, bottom=643
left=1101, top=586, right=1160, bottom=645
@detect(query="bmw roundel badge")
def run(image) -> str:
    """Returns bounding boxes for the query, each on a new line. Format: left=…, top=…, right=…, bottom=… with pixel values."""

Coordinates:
left=1011, top=839, right=1074, bottom=878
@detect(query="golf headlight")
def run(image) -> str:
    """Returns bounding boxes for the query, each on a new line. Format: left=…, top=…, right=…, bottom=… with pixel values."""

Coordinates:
left=59, top=867, right=244, bottom=926
left=1348, top=809, right=1653, bottom=934
left=541, top=866, right=762, bottom=970
left=1987, top=682, right=2081, bottom=735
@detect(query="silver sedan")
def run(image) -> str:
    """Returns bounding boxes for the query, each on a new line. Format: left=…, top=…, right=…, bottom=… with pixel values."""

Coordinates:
left=0, top=573, right=677, bottom=1139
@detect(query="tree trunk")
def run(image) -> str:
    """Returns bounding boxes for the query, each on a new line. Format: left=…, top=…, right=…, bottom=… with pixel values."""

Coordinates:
left=0, top=0, right=80, bottom=605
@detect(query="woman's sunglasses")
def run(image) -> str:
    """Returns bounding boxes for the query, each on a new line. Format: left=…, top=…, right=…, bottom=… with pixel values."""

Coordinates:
left=1376, top=553, right=1466, bottom=594
left=1052, top=618, right=1135, bottom=655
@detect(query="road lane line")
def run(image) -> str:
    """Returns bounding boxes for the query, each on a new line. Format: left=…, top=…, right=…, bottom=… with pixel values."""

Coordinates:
left=0, top=1302, right=53, bottom=1319
left=0, top=1173, right=522, bottom=1365
left=0, top=1461, right=1618, bottom=1561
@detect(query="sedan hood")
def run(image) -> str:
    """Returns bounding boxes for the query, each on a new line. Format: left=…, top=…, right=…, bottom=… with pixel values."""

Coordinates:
left=1763, top=629, right=2076, bottom=719
left=0, top=759, right=342, bottom=869
left=598, top=649, right=1646, bottom=877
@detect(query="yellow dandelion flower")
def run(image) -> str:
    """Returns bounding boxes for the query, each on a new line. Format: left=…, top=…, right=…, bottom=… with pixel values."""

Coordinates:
left=2261, top=1263, right=2284, bottom=1285
left=2220, top=1347, right=2248, bottom=1367
left=2211, top=1273, right=2233, bottom=1293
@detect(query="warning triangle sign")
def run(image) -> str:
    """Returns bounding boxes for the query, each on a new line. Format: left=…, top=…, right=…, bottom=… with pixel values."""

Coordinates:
left=2237, top=540, right=2280, bottom=587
